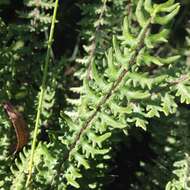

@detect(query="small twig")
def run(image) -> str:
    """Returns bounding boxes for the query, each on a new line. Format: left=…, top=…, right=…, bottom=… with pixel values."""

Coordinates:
left=32, top=0, right=41, bottom=27
left=151, top=74, right=189, bottom=95
left=86, top=0, right=108, bottom=80
left=126, top=0, right=132, bottom=17
left=170, top=74, right=189, bottom=85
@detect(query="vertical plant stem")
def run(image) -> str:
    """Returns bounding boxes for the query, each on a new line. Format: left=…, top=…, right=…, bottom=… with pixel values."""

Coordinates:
left=25, top=0, right=59, bottom=187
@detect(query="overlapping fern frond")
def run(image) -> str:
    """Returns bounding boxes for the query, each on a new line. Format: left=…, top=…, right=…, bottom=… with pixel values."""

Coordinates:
left=50, top=0, right=184, bottom=188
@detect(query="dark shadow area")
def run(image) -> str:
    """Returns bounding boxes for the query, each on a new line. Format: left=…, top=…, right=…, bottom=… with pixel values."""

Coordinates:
left=105, top=128, right=156, bottom=190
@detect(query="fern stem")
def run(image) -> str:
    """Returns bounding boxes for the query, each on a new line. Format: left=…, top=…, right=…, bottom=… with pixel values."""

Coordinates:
left=86, top=0, right=108, bottom=79
left=26, top=0, right=59, bottom=187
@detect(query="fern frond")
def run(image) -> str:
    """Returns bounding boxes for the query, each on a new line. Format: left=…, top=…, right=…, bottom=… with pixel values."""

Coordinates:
left=52, top=1, right=181, bottom=188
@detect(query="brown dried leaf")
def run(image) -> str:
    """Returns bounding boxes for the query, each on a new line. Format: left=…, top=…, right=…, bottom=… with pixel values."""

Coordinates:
left=3, top=101, right=29, bottom=154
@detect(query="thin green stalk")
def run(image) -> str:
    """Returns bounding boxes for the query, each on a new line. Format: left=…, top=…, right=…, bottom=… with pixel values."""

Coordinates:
left=25, top=0, right=59, bottom=187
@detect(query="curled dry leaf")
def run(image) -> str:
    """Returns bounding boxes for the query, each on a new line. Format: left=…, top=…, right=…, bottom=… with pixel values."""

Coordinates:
left=3, top=101, right=29, bottom=154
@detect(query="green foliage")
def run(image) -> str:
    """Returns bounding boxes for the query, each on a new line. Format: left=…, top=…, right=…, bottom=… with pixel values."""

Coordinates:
left=52, top=0, right=182, bottom=188
left=0, top=0, right=190, bottom=189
